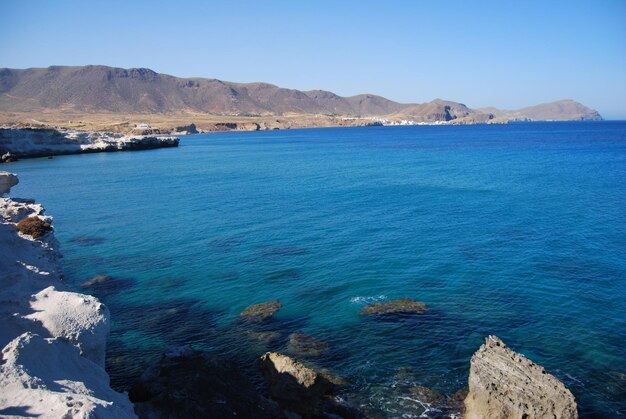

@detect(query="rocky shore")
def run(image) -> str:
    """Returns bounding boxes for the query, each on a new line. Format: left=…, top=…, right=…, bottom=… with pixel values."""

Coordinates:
left=0, top=127, right=179, bottom=162
left=0, top=172, right=136, bottom=417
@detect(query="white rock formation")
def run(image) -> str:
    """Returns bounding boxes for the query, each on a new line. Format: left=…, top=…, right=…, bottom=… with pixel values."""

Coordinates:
left=0, top=175, right=136, bottom=417
left=0, top=127, right=179, bottom=159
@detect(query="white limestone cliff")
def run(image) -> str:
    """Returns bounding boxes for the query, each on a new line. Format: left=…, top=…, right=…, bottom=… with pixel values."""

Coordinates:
left=0, top=172, right=136, bottom=418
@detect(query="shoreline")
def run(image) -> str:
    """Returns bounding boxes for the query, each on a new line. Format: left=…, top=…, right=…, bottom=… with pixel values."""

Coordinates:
left=0, top=127, right=179, bottom=163
left=0, top=172, right=136, bottom=417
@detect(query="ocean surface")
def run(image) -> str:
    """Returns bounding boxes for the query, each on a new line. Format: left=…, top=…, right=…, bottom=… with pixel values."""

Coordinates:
left=9, top=122, right=626, bottom=417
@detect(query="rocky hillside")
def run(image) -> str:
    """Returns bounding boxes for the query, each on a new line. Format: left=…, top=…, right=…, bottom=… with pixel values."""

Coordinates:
left=0, top=65, right=602, bottom=122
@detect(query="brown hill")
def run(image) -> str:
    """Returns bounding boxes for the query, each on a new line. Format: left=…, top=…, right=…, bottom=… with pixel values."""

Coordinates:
left=0, top=65, right=602, bottom=122
left=478, top=100, right=602, bottom=121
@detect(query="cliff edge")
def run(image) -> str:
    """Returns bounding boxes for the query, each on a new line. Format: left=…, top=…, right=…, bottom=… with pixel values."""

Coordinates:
left=0, top=171, right=136, bottom=417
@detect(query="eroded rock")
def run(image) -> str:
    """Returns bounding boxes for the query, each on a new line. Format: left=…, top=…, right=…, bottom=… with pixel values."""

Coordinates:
left=359, top=298, right=426, bottom=316
left=259, top=352, right=337, bottom=417
left=0, top=171, right=18, bottom=195
left=464, top=335, right=578, bottom=419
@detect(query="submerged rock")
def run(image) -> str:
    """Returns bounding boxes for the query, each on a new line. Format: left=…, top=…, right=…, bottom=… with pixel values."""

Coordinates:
left=0, top=171, right=18, bottom=195
left=240, top=300, right=282, bottom=321
left=287, top=331, right=329, bottom=357
left=359, top=298, right=426, bottom=316
left=464, top=335, right=578, bottom=419
left=130, top=346, right=283, bottom=418
left=81, top=274, right=112, bottom=288
left=409, top=385, right=444, bottom=405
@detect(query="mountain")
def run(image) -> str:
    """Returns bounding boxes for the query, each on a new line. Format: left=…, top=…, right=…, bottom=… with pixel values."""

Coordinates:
left=0, top=65, right=602, bottom=123
left=478, top=100, right=602, bottom=121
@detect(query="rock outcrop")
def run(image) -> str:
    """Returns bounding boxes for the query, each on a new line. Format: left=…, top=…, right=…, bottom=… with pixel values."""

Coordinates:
left=259, top=352, right=352, bottom=418
left=130, top=346, right=283, bottom=418
left=359, top=298, right=426, bottom=316
left=0, top=174, right=136, bottom=417
left=0, top=170, right=18, bottom=195
left=240, top=300, right=282, bottom=321
left=464, top=335, right=578, bottom=419
left=0, top=127, right=179, bottom=161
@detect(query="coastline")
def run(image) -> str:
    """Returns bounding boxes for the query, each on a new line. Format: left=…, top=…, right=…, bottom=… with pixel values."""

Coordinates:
left=0, top=172, right=136, bottom=417
left=0, top=127, right=179, bottom=162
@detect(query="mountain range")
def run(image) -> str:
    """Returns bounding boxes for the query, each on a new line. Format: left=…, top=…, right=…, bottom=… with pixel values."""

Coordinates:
left=0, top=65, right=602, bottom=124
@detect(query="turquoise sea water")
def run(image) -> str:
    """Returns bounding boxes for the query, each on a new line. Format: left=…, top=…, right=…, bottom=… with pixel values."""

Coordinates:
left=8, top=122, right=626, bottom=417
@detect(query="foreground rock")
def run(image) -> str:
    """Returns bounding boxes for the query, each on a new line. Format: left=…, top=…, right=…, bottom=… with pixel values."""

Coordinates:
left=259, top=352, right=356, bottom=418
left=464, top=335, right=578, bottom=419
left=130, top=346, right=283, bottom=418
left=240, top=300, right=282, bottom=321
left=359, top=298, right=426, bottom=316
left=0, top=333, right=135, bottom=418
left=0, top=175, right=136, bottom=417
left=0, top=127, right=179, bottom=161
left=0, top=170, right=18, bottom=194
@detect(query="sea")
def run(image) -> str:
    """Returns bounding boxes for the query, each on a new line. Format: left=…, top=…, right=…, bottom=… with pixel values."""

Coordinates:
left=8, top=121, right=626, bottom=417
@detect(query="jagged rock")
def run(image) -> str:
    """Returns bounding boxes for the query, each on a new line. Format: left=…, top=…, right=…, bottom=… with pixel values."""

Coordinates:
left=1, top=152, right=18, bottom=163
left=173, top=123, right=198, bottom=134
left=464, top=336, right=578, bottom=419
left=240, top=300, right=282, bottom=321
left=130, top=346, right=283, bottom=418
left=259, top=352, right=337, bottom=417
left=0, top=127, right=179, bottom=159
left=287, top=331, right=329, bottom=357
left=359, top=298, right=426, bottom=316
left=0, top=171, right=18, bottom=195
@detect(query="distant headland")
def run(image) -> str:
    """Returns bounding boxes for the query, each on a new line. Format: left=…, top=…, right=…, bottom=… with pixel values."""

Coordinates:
left=0, top=65, right=602, bottom=134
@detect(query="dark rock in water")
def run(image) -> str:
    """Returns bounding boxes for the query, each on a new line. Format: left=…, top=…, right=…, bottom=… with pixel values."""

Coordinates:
left=81, top=274, right=112, bottom=288
left=240, top=300, right=282, bottom=321
left=410, top=385, right=444, bottom=405
left=265, top=268, right=301, bottom=282
left=245, top=330, right=282, bottom=345
left=447, top=387, right=469, bottom=415
left=259, top=352, right=346, bottom=418
left=69, top=235, right=106, bottom=246
left=359, top=298, right=426, bottom=316
left=130, top=346, right=284, bottom=418
left=80, top=274, right=134, bottom=297
left=287, top=332, right=329, bottom=357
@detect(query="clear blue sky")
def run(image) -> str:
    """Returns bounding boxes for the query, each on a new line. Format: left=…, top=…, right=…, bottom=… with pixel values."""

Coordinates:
left=1, top=0, right=625, bottom=118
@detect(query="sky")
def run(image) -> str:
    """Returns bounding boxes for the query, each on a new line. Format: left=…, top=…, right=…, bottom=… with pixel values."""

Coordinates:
left=1, top=0, right=625, bottom=118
